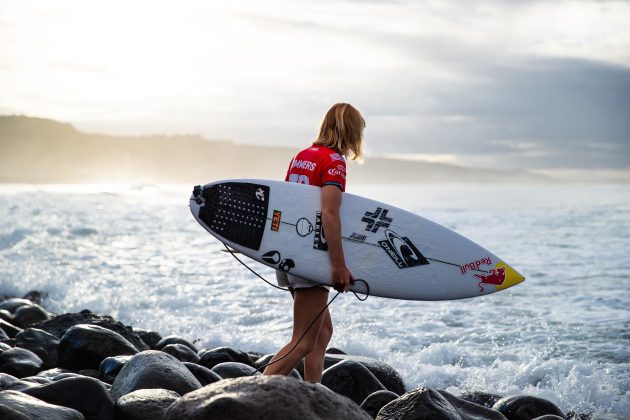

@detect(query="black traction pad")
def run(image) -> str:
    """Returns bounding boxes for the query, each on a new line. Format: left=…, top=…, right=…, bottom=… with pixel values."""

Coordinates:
left=198, top=182, right=269, bottom=250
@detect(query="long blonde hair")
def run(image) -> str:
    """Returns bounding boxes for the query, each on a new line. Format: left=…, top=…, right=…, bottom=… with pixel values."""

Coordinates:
left=313, top=103, right=365, bottom=160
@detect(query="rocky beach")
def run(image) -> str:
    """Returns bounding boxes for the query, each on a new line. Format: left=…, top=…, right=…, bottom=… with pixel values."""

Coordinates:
left=0, top=291, right=620, bottom=420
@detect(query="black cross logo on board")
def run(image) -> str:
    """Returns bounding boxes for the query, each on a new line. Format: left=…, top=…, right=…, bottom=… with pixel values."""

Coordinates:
left=362, top=207, right=392, bottom=233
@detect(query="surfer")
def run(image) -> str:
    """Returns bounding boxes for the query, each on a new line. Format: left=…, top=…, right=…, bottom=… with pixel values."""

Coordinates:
left=263, top=103, right=365, bottom=382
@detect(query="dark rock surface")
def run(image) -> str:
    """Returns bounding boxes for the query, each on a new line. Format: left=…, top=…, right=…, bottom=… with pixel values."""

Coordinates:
left=115, top=388, right=181, bottom=420
left=22, top=290, right=47, bottom=305
left=0, top=298, right=33, bottom=313
left=22, top=376, right=114, bottom=420
left=0, top=372, right=19, bottom=390
left=459, top=391, right=504, bottom=408
left=163, top=375, right=372, bottom=420
left=0, top=403, right=31, bottom=419
left=183, top=362, right=223, bottom=386
left=99, top=355, right=132, bottom=384
left=323, top=354, right=406, bottom=395
left=321, top=359, right=387, bottom=405
left=0, top=347, right=43, bottom=378
left=492, top=395, right=566, bottom=420
left=34, top=311, right=149, bottom=351
left=15, top=327, right=60, bottom=369
left=36, top=368, right=72, bottom=379
left=199, top=346, right=253, bottom=369
left=377, top=387, right=507, bottom=420
left=211, top=361, right=261, bottom=379
left=532, top=415, right=565, bottom=420
left=110, top=350, right=202, bottom=401
left=0, top=318, right=23, bottom=338
left=58, top=324, right=139, bottom=371
left=326, top=347, right=347, bottom=354
left=0, top=390, right=84, bottom=419
left=14, top=304, right=50, bottom=328
left=133, top=329, right=162, bottom=350
left=0, top=309, right=13, bottom=323
left=155, top=335, right=197, bottom=352
left=161, top=343, right=201, bottom=363
left=360, top=390, right=399, bottom=419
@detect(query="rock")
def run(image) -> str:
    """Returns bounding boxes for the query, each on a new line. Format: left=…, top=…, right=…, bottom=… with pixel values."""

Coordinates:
left=0, top=318, right=23, bottom=338
left=99, top=355, right=133, bottom=384
left=0, top=342, right=12, bottom=351
left=360, top=390, right=399, bottom=418
left=326, top=347, right=347, bottom=354
left=37, top=368, right=72, bottom=379
left=0, top=390, right=84, bottom=419
left=162, top=343, right=201, bottom=363
left=15, top=327, right=60, bottom=369
left=322, top=354, right=406, bottom=396
left=532, top=416, right=565, bottom=420
left=0, top=298, right=33, bottom=314
left=0, top=403, right=30, bottom=419
left=321, top=359, right=387, bottom=405
left=0, top=309, right=13, bottom=323
left=22, top=376, right=114, bottom=420
left=257, top=352, right=406, bottom=396
left=22, top=290, right=47, bottom=305
left=134, top=329, right=162, bottom=350
left=155, top=335, right=198, bottom=353
left=199, top=347, right=252, bottom=369
left=0, top=347, right=43, bottom=378
left=0, top=327, right=8, bottom=340
left=110, top=350, right=202, bottom=401
left=211, top=362, right=261, bottom=379
left=115, top=388, right=181, bottom=420
left=34, top=311, right=149, bottom=351
left=567, top=411, right=594, bottom=420
left=459, top=391, right=504, bottom=408
left=163, top=375, right=372, bottom=420
left=183, top=362, right=223, bottom=386
left=5, top=379, right=44, bottom=391
left=0, top=372, right=19, bottom=390
left=492, top=396, right=565, bottom=420
left=77, top=369, right=100, bottom=379
left=14, top=304, right=50, bottom=328
left=377, top=387, right=507, bottom=420
left=20, top=375, right=52, bottom=385
left=58, top=324, right=139, bottom=371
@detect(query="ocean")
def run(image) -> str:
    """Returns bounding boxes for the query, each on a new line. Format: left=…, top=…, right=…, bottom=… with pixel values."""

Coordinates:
left=0, top=183, right=628, bottom=416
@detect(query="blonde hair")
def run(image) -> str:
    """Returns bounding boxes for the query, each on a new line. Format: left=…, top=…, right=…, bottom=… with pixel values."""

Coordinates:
left=313, top=103, right=365, bottom=160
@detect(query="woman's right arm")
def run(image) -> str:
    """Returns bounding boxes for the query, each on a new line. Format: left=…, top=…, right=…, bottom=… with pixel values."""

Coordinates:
left=321, top=185, right=354, bottom=292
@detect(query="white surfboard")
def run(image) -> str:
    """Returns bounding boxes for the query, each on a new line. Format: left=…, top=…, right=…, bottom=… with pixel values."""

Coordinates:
left=190, top=179, right=525, bottom=301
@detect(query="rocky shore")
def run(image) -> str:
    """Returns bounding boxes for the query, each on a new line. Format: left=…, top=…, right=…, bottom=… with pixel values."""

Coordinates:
left=0, top=291, right=620, bottom=420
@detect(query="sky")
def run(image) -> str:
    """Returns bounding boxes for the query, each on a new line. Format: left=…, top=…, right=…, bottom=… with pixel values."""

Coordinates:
left=1, top=0, right=629, bottom=175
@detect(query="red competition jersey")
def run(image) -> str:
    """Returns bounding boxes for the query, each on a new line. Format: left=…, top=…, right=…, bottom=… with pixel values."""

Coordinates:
left=284, top=145, right=346, bottom=191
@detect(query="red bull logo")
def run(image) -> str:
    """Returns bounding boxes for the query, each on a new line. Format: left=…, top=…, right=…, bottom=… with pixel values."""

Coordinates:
left=474, top=267, right=506, bottom=292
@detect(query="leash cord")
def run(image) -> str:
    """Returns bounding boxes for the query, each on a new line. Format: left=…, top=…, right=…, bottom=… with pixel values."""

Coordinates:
left=221, top=243, right=370, bottom=375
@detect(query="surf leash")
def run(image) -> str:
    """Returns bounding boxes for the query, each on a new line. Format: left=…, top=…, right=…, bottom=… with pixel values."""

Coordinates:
left=221, top=242, right=369, bottom=375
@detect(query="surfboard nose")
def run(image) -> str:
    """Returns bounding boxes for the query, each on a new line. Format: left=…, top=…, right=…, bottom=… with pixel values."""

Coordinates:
left=495, top=262, right=525, bottom=291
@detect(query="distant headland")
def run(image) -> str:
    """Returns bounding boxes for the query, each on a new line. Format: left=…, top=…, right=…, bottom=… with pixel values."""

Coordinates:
left=0, top=115, right=548, bottom=184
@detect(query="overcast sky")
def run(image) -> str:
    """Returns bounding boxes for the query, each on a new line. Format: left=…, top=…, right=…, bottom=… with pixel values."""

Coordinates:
left=1, top=0, right=629, bottom=173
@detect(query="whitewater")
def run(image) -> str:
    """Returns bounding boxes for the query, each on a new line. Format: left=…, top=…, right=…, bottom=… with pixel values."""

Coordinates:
left=0, top=183, right=628, bottom=416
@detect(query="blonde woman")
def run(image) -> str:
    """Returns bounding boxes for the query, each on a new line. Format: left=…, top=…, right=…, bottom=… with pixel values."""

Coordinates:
left=263, top=103, right=365, bottom=383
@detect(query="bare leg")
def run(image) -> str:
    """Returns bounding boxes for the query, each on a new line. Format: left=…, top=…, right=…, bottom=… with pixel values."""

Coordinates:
left=263, top=287, right=329, bottom=377
left=303, top=308, right=333, bottom=382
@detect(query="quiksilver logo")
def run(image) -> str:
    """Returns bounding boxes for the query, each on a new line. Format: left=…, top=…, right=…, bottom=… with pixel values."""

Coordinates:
left=378, top=229, right=429, bottom=269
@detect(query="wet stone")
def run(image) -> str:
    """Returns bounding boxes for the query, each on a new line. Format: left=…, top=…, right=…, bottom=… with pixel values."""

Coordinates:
left=0, top=347, right=43, bottom=378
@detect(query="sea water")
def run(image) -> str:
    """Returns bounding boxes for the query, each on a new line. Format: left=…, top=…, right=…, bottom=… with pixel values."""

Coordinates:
left=0, top=183, right=628, bottom=416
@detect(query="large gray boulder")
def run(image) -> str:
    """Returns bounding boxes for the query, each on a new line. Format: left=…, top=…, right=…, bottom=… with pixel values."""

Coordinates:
left=34, top=310, right=149, bottom=351
left=58, top=324, right=139, bottom=371
left=115, top=388, right=181, bottom=420
left=0, top=390, right=84, bottom=419
left=15, top=327, right=60, bottom=369
left=321, top=359, right=387, bottom=405
left=22, top=376, right=114, bottom=420
left=163, top=375, right=372, bottom=420
left=492, top=395, right=565, bottom=420
left=110, top=350, right=202, bottom=401
left=0, top=347, right=43, bottom=378
left=377, top=387, right=507, bottom=420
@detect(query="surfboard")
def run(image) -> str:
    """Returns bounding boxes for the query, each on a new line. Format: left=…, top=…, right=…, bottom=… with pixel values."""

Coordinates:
left=190, top=179, right=525, bottom=301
